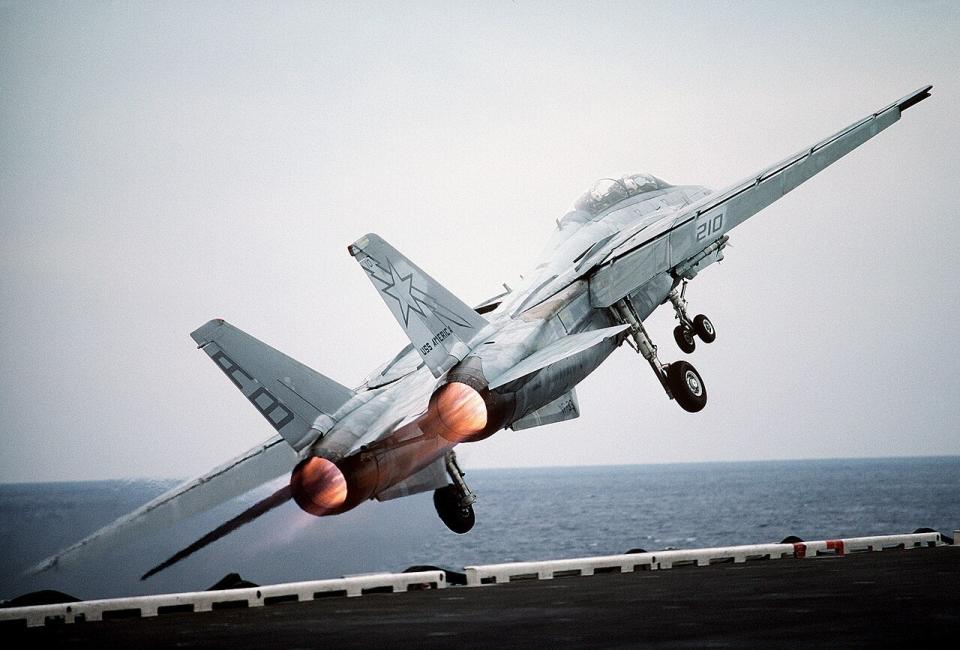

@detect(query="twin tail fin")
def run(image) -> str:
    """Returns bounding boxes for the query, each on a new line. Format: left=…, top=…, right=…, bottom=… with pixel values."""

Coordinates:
left=349, top=233, right=488, bottom=378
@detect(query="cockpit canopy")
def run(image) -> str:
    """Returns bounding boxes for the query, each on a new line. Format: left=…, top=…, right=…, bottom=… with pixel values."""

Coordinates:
left=573, top=173, right=670, bottom=216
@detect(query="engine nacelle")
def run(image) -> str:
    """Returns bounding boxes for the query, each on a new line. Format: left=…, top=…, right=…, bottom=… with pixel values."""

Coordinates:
left=427, top=356, right=513, bottom=443
left=290, top=357, right=516, bottom=518
left=289, top=453, right=385, bottom=518
left=428, top=382, right=489, bottom=443
left=289, top=457, right=349, bottom=517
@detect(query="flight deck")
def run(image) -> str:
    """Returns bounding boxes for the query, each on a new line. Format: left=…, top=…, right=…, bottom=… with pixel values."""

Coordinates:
left=3, top=531, right=957, bottom=647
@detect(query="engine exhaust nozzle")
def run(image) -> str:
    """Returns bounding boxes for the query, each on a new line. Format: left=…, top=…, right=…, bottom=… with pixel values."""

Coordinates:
left=289, top=457, right=348, bottom=517
left=429, top=381, right=489, bottom=443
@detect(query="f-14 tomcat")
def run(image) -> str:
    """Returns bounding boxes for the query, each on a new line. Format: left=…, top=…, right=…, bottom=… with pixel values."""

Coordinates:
left=35, top=86, right=931, bottom=578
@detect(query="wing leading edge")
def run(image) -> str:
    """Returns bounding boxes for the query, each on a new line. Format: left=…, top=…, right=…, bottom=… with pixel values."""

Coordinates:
left=677, top=85, right=934, bottom=239
left=594, top=85, right=933, bottom=275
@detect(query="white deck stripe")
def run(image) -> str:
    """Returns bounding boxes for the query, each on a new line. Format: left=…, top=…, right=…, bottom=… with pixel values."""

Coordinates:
left=464, top=532, right=945, bottom=585
left=0, top=570, right=445, bottom=628
left=1, top=531, right=949, bottom=628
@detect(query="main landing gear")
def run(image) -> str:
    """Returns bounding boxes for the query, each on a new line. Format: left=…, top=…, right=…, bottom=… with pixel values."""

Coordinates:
left=613, top=295, right=708, bottom=413
left=434, top=450, right=476, bottom=534
left=668, top=281, right=716, bottom=354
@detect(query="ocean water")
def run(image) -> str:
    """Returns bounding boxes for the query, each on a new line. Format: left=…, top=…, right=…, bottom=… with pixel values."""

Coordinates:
left=1, top=457, right=957, bottom=601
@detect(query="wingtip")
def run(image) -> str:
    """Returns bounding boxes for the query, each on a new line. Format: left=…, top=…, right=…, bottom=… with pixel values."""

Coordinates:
left=898, top=85, right=933, bottom=112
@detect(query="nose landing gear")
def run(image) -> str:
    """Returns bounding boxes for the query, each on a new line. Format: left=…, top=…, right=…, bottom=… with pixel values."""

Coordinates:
left=693, top=314, right=716, bottom=343
left=613, top=296, right=708, bottom=413
left=673, top=324, right=697, bottom=354
left=668, top=281, right=716, bottom=352
left=433, top=450, right=476, bottom=534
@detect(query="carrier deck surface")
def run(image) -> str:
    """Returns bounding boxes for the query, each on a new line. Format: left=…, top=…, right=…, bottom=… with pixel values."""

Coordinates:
left=4, top=533, right=957, bottom=647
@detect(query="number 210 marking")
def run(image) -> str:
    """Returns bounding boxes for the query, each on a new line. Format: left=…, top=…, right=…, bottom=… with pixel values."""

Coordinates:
left=696, top=213, right=724, bottom=241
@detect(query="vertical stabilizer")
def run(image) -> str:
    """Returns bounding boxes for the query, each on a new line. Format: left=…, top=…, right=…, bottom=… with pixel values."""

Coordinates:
left=349, top=233, right=488, bottom=377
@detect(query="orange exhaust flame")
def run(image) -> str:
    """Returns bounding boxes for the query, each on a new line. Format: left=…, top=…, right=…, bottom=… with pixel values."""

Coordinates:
left=290, top=457, right=348, bottom=517
left=431, top=382, right=488, bottom=442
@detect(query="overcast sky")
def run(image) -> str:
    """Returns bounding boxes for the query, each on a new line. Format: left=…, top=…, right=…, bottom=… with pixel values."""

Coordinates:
left=2, top=1, right=958, bottom=482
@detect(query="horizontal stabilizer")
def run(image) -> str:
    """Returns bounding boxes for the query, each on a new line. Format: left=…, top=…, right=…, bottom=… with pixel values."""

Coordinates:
left=30, top=436, right=297, bottom=574
left=489, top=324, right=628, bottom=389
left=349, top=234, right=488, bottom=378
left=191, top=320, right=355, bottom=451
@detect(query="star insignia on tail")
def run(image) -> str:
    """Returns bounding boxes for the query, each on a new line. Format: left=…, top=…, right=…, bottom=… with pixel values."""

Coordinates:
left=380, top=259, right=427, bottom=327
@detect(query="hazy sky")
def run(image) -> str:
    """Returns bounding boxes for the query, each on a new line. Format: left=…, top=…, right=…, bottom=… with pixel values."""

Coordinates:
left=2, top=1, right=959, bottom=482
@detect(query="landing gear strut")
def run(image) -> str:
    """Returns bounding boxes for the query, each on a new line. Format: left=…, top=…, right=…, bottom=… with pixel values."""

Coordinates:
left=667, top=281, right=716, bottom=353
left=433, top=450, right=476, bottom=534
left=613, top=296, right=708, bottom=413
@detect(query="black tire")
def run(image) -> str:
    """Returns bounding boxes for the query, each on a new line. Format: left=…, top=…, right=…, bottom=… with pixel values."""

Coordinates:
left=693, top=314, right=716, bottom=343
left=666, top=361, right=707, bottom=412
left=673, top=325, right=696, bottom=354
left=433, top=485, right=475, bottom=534
left=913, top=527, right=952, bottom=545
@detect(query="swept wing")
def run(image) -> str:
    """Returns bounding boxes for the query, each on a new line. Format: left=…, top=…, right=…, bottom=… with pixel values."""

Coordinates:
left=31, top=86, right=932, bottom=576
left=674, top=85, right=932, bottom=236
left=31, top=436, right=297, bottom=573
left=587, top=86, right=932, bottom=307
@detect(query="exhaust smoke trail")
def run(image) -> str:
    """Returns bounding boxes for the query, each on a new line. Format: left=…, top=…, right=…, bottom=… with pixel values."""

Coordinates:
left=141, top=485, right=292, bottom=580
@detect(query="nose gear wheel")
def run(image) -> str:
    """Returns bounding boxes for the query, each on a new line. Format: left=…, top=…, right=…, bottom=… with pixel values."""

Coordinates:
left=612, top=296, right=708, bottom=412
left=668, top=281, right=717, bottom=348
left=673, top=325, right=696, bottom=354
left=693, top=314, right=716, bottom=343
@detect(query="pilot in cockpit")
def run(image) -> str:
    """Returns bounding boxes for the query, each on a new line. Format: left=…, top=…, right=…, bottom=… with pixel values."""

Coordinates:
left=573, top=174, right=665, bottom=216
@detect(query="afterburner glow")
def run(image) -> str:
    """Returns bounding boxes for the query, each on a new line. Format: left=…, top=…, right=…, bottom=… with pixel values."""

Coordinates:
left=289, top=457, right=348, bottom=517
left=432, top=381, right=488, bottom=442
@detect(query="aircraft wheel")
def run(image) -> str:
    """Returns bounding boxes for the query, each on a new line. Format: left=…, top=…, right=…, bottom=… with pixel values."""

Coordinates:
left=693, top=314, right=716, bottom=343
left=433, top=485, right=475, bottom=534
left=666, top=361, right=707, bottom=412
left=673, top=325, right=696, bottom=354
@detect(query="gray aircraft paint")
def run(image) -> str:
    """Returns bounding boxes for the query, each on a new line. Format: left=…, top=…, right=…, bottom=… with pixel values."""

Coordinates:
left=31, top=86, right=934, bottom=573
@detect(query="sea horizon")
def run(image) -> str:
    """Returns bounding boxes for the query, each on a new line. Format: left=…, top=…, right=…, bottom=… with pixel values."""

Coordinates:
left=4, top=453, right=958, bottom=486
left=3, top=456, right=957, bottom=600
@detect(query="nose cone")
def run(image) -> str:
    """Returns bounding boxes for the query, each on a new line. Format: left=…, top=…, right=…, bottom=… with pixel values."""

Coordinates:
left=290, top=457, right=348, bottom=517
left=432, top=381, right=488, bottom=442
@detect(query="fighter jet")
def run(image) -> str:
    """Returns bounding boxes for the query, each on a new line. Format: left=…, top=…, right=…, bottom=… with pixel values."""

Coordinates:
left=34, top=85, right=931, bottom=578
